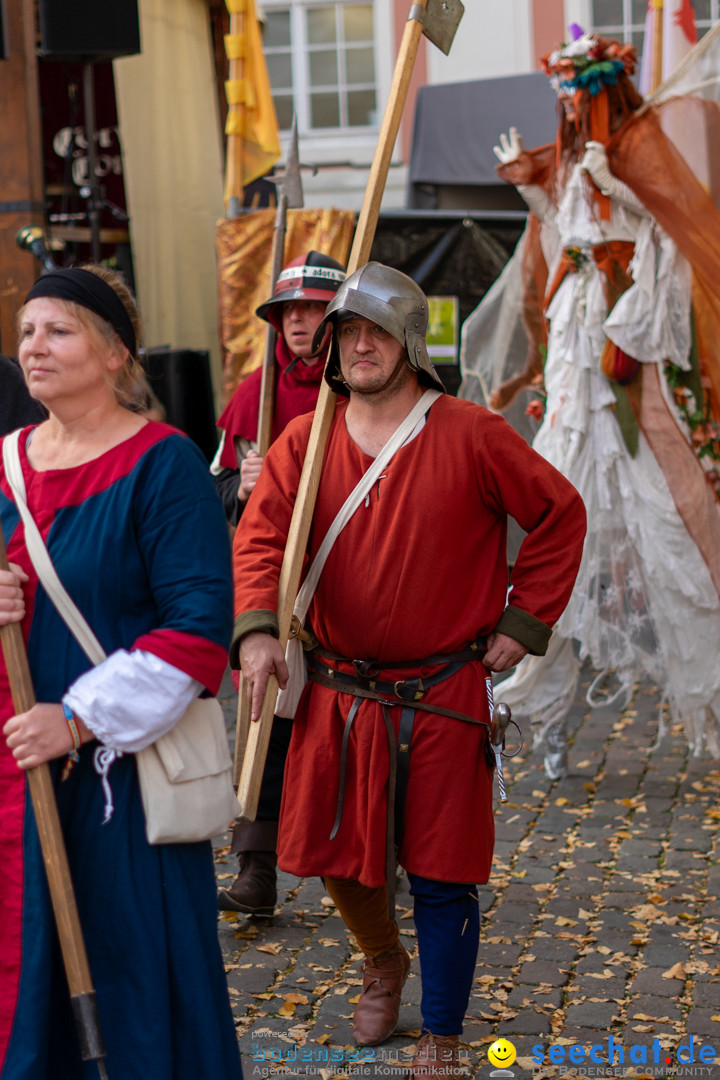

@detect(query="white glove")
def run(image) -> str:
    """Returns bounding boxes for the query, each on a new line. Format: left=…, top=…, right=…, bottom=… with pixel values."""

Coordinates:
left=580, top=140, right=647, bottom=214
left=493, top=127, right=524, bottom=165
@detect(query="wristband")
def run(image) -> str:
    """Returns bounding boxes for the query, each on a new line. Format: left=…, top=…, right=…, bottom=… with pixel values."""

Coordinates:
left=61, top=703, right=82, bottom=781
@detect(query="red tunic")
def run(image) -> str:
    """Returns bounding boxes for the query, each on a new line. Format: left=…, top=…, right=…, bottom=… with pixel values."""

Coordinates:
left=216, top=336, right=323, bottom=469
left=232, top=396, right=586, bottom=885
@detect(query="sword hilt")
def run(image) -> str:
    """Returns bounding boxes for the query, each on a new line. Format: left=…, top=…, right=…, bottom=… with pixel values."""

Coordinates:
left=490, top=702, right=511, bottom=803
left=490, top=702, right=512, bottom=749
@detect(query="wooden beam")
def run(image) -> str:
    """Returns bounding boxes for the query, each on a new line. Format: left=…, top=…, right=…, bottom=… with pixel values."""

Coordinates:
left=0, top=0, right=46, bottom=355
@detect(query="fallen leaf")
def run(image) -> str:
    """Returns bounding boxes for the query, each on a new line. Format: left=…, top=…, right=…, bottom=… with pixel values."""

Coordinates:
left=278, top=1002, right=296, bottom=1017
left=283, top=993, right=309, bottom=1005
left=318, top=938, right=340, bottom=947
left=315, top=1034, right=330, bottom=1044
left=662, top=962, right=686, bottom=980
left=257, top=943, right=283, bottom=955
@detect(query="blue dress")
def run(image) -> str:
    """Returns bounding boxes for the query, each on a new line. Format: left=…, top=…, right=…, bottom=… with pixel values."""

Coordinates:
left=0, top=422, right=242, bottom=1079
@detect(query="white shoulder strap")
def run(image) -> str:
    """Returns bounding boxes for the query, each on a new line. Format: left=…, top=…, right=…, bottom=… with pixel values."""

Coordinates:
left=2, top=429, right=107, bottom=666
left=293, top=387, right=441, bottom=625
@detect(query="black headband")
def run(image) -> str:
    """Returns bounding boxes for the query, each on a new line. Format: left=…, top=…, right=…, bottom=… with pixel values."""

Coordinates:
left=25, top=268, right=136, bottom=357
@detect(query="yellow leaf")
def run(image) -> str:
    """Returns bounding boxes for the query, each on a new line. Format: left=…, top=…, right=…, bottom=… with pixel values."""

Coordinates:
left=349, top=995, right=361, bottom=1004
left=318, top=938, right=340, bottom=946
left=556, top=917, right=578, bottom=927
left=283, top=993, right=308, bottom=1005
left=278, top=1002, right=296, bottom=1017
left=512, top=869, right=527, bottom=878
left=555, top=797, right=568, bottom=806
left=315, top=1034, right=330, bottom=1044
left=662, top=962, right=686, bottom=980
left=257, top=943, right=283, bottom=955
left=711, top=1014, right=720, bottom=1022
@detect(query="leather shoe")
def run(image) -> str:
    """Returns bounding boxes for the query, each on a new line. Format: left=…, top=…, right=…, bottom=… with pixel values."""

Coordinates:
left=217, top=850, right=277, bottom=917
left=410, top=1033, right=462, bottom=1078
left=352, top=941, right=411, bottom=1046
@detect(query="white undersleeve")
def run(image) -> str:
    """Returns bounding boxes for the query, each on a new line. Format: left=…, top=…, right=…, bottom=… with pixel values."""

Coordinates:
left=63, top=649, right=202, bottom=753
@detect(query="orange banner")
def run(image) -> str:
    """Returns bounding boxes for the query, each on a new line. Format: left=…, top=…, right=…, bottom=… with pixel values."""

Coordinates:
left=216, top=207, right=356, bottom=399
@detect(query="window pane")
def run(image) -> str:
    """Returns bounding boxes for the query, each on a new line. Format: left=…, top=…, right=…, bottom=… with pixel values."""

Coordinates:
left=307, top=8, right=336, bottom=44
left=631, top=28, right=645, bottom=54
left=273, top=94, right=294, bottom=130
left=267, top=52, right=293, bottom=90
left=264, top=11, right=291, bottom=48
left=346, top=45, right=374, bottom=84
left=344, top=5, right=373, bottom=42
left=347, top=88, right=376, bottom=126
left=630, top=0, right=646, bottom=23
left=311, top=91, right=340, bottom=127
left=309, top=48, right=338, bottom=86
left=694, top=0, right=711, bottom=19
left=591, top=0, right=623, bottom=24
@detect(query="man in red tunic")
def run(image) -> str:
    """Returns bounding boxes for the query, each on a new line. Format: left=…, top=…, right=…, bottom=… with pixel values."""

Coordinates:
left=213, top=250, right=345, bottom=916
left=231, top=264, right=586, bottom=1077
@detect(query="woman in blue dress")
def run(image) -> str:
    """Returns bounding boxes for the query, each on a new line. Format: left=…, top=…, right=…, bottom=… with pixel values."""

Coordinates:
left=0, top=265, right=242, bottom=1079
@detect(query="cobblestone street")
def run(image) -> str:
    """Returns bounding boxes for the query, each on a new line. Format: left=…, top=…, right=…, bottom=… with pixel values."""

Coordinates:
left=215, top=670, right=720, bottom=1079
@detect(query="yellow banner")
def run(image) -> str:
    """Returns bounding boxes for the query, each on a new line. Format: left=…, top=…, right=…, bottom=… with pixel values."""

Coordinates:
left=224, top=0, right=281, bottom=200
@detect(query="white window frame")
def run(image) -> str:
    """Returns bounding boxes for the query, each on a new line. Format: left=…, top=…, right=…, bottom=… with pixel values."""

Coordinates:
left=568, top=0, right=719, bottom=66
left=262, top=0, right=396, bottom=167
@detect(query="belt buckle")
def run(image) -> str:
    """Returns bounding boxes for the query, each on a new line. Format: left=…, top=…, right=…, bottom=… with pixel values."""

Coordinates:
left=394, top=678, right=424, bottom=702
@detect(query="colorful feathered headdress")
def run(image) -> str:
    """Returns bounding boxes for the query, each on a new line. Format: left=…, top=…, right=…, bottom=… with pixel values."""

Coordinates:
left=542, top=25, right=637, bottom=97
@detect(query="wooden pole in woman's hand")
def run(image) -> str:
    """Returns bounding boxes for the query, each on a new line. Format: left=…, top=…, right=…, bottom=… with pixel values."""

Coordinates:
left=0, top=525, right=110, bottom=1079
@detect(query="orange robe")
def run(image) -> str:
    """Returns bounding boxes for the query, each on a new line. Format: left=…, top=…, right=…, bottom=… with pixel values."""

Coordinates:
left=232, top=396, right=586, bottom=885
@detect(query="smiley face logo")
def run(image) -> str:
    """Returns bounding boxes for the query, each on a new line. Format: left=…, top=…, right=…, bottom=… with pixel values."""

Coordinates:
left=488, top=1038, right=517, bottom=1069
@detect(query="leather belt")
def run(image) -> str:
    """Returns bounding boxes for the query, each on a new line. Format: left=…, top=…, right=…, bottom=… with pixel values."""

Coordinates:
left=307, top=640, right=489, bottom=916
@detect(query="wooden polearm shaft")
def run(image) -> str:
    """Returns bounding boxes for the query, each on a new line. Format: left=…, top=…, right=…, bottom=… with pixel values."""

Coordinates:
left=256, top=191, right=288, bottom=456
left=0, top=527, right=108, bottom=1076
left=651, top=0, right=664, bottom=93
left=236, top=0, right=433, bottom=821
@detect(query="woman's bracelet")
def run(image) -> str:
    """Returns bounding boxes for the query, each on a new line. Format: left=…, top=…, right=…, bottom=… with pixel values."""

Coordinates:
left=61, top=703, right=82, bottom=781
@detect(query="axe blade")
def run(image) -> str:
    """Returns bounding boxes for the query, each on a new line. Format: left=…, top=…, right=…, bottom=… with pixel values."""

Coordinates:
left=274, top=112, right=303, bottom=209
left=419, top=0, right=464, bottom=56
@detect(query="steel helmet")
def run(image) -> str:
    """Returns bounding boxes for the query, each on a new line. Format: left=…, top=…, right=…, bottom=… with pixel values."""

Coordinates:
left=255, top=251, right=346, bottom=332
left=313, top=262, right=444, bottom=395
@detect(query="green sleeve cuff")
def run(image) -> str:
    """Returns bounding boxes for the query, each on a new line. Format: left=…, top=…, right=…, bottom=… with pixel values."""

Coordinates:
left=494, top=606, right=552, bottom=656
left=229, top=610, right=279, bottom=668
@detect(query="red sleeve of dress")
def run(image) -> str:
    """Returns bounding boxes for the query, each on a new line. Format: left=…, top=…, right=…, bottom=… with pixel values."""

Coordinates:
left=472, top=408, right=587, bottom=628
left=231, top=413, right=312, bottom=618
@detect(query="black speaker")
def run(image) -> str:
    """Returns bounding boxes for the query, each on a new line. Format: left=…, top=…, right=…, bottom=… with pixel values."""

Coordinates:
left=38, top=0, right=141, bottom=61
left=142, top=350, right=218, bottom=464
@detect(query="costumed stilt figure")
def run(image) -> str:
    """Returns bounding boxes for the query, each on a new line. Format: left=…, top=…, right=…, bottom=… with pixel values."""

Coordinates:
left=462, top=28, right=720, bottom=778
